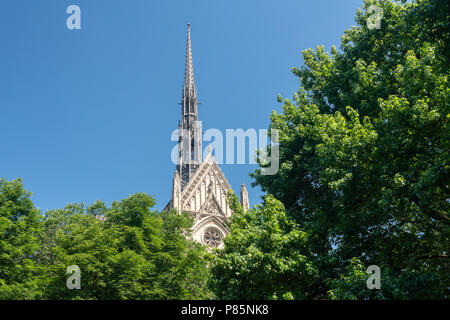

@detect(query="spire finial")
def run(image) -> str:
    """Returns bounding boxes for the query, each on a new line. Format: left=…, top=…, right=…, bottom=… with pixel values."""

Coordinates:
left=184, top=24, right=196, bottom=95
left=240, top=184, right=250, bottom=211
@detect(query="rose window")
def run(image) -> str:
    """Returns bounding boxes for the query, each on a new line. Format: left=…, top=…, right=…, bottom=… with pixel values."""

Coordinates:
left=203, top=227, right=222, bottom=247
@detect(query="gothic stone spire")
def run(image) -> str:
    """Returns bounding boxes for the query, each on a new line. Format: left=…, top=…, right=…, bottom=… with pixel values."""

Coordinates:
left=166, top=26, right=249, bottom=249
left=183, top=24, right=196, bottom=101
left=182, top=24, right=197, bottom=120
left=177, top=24, right=202, bottom=189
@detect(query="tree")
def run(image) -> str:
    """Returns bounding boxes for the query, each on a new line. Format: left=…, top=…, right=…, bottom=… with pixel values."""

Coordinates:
left=39, top=193, right=213, bottom=299
left=246, top=0, right=449, bottom=299
left=211, top=192, right=318, bottom=299
left=0, top=178, right=213, bottom=300
left=0, top=178, right=42, bottom=299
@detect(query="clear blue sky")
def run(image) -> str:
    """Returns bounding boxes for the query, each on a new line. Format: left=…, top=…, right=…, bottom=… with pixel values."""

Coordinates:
left=0, top=0, right=363, bottom=212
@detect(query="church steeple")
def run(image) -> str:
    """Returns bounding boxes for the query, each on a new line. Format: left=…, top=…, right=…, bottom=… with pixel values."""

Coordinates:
left=165, top=25, right=247, bottom=249
left=182, top=24, right=198, bottom=122
left=177, top=24, right=202, bottom=189
left=183, top=24, right=197, bottom=102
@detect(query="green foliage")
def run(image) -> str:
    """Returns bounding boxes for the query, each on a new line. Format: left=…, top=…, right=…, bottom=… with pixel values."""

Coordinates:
left=41, top=195, right=213, bottom=300
left=327, top=258, right=379, bottom=300
left=246, top=0, right=449, bottom=299
left=211, top=193, right=318, bottom=299
left=0, top=178, right=42, bottom=299
left=0, top=180, right=213, bottom=300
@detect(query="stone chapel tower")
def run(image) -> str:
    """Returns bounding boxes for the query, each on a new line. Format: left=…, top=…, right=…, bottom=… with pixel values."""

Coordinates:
left=165, top=25, right=249, bottom=248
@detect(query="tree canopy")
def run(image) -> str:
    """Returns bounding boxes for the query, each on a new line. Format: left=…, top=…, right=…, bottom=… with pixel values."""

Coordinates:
left=244, top=0, right=449, bottom=299
left=0, top=178, right=213, bottom=300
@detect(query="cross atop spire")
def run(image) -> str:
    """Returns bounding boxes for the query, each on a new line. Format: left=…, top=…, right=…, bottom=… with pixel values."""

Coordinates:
left=183, top=24, right=196, bottom=99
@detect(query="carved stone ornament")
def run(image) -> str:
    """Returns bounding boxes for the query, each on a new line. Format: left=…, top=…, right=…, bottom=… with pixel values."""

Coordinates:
left=203, top=227, right=222, bottom=247
left=205, top=200, right=220, bottom=215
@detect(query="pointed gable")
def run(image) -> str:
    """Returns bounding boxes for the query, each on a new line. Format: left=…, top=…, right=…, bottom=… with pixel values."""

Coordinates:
left=199, top=190, right=226, bottom=217
left=179, top=152, right=232, bottom=217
